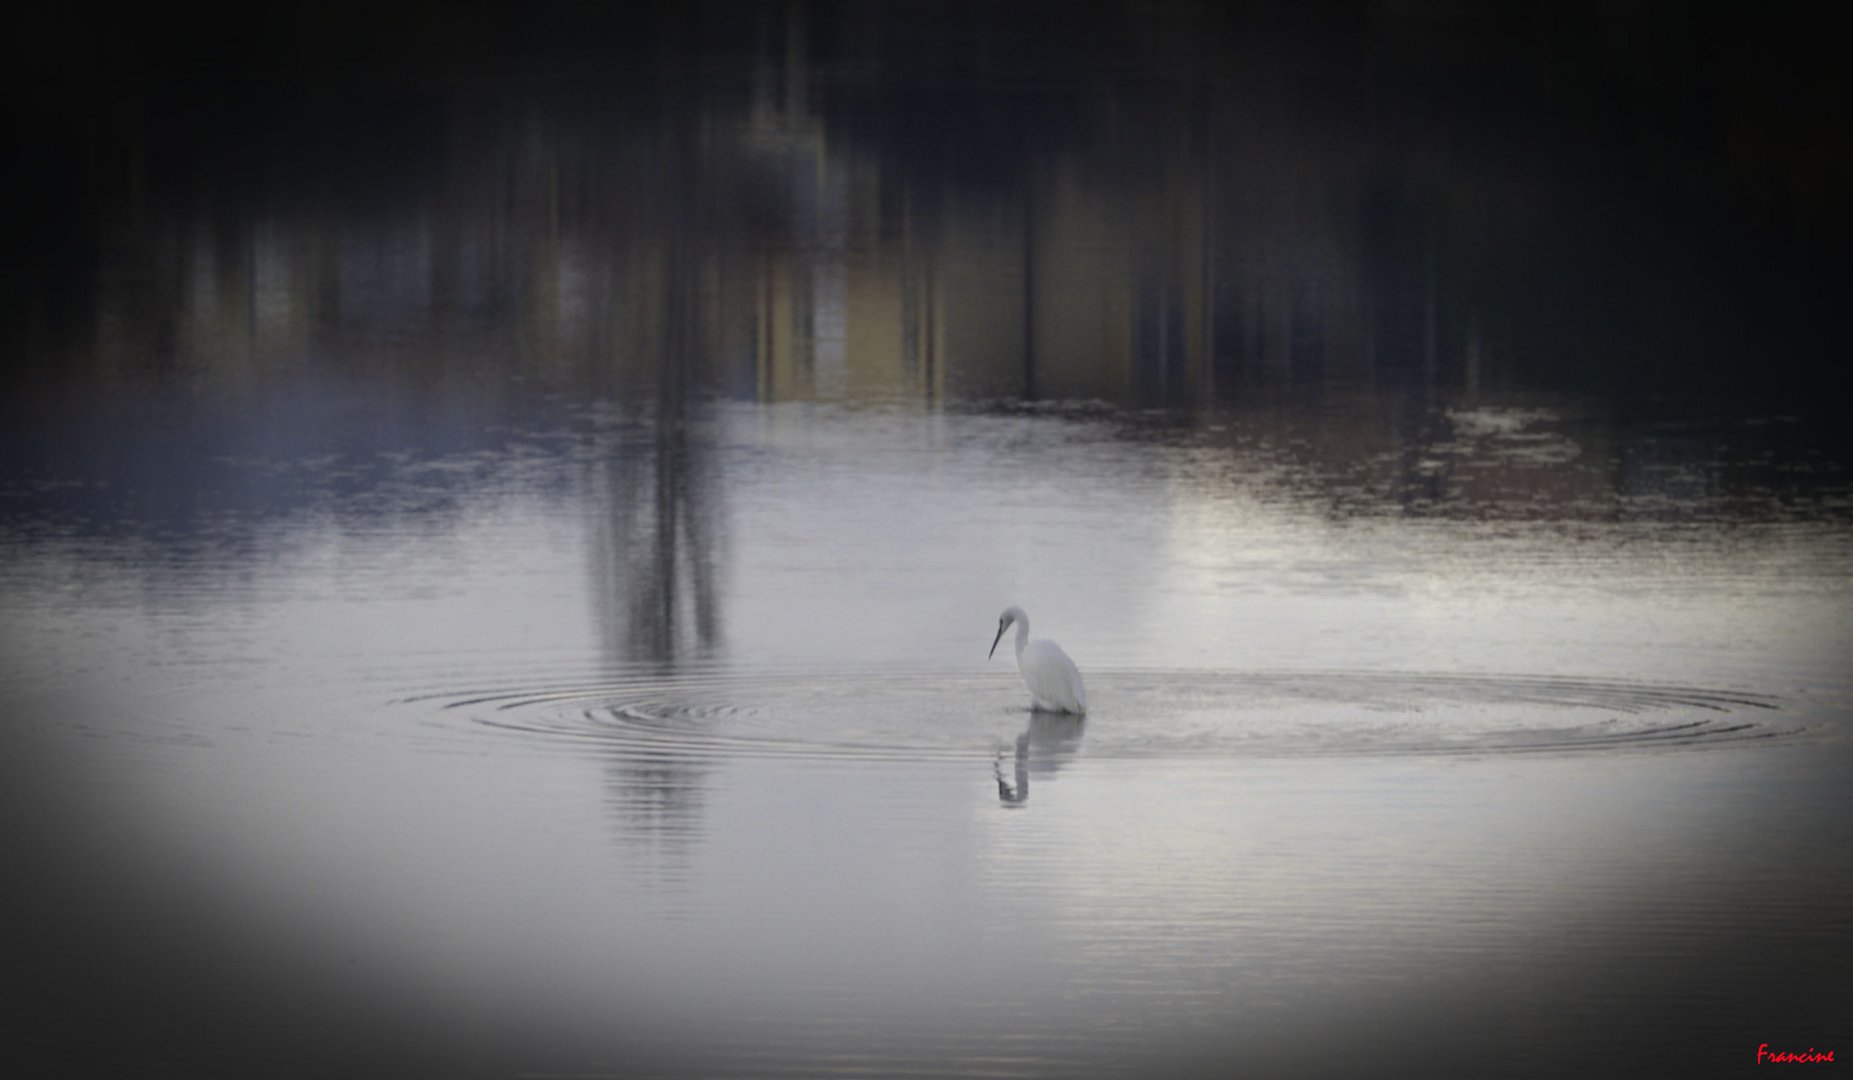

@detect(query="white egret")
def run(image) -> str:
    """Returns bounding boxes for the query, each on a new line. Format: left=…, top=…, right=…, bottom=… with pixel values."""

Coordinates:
left=988, top=606, right=1087, bottom=715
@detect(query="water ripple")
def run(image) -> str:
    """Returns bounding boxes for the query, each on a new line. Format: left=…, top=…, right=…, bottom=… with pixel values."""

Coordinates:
left=407, top=669, right=1802, bottom=762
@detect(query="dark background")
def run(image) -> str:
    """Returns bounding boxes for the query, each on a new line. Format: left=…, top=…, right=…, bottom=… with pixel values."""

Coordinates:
left=6, top=1, right=1849, bottom=396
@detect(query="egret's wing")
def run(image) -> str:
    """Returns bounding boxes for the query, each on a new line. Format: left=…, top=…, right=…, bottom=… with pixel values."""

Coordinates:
left=1021, top=640, right=1086, bottom=713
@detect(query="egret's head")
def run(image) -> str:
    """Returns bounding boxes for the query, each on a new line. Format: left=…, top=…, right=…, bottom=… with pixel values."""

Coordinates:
left=988, top=606, right=1026, bottom=658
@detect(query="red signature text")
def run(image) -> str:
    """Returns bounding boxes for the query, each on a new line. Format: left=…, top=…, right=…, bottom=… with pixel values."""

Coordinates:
left=1758, top=1044, right=1834, bottom=1064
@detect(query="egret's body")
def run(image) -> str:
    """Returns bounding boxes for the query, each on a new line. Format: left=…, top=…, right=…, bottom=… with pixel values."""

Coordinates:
left=988, top=606, right=1086, bottom=715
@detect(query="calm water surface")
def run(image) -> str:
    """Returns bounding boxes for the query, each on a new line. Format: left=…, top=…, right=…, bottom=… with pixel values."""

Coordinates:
left=4, top=6, right=1851, bottom=1077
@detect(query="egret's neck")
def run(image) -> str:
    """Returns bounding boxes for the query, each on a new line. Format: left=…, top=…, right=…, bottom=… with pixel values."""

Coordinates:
left=1012, top=619, right=1029, bottom=662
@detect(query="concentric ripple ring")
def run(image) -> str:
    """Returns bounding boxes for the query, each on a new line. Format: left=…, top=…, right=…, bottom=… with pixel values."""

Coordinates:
left=404, top=669, right=1799, bottom=762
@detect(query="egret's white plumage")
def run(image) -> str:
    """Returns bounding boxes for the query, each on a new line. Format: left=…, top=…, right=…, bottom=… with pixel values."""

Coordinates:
left=988, top=606, right=1086, bottom=714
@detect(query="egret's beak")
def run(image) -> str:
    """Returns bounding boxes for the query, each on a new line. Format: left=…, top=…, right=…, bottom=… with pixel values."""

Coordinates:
left=988, top=623, right=1005, bottom=659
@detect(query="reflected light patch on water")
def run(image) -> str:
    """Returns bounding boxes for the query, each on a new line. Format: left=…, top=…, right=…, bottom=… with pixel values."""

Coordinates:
left=4, top=398, right=1850, bottom=1078
left=6, top=649, right=1848, bottom=1080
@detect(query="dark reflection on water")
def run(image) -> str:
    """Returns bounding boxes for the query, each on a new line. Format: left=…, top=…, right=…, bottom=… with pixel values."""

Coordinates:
left=4, top=3, right=1852, bottom=1079
left=604, top=749, right=708, bottom=890
left=996, top=713, right=1085, bottom=806
left=588, top=402, right=723, bottom=663
left=8, top=3, right=1850, bottom=406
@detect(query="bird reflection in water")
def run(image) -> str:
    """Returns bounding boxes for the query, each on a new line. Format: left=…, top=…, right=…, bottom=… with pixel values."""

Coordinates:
left=995, top=712, right=1086, bottom=806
